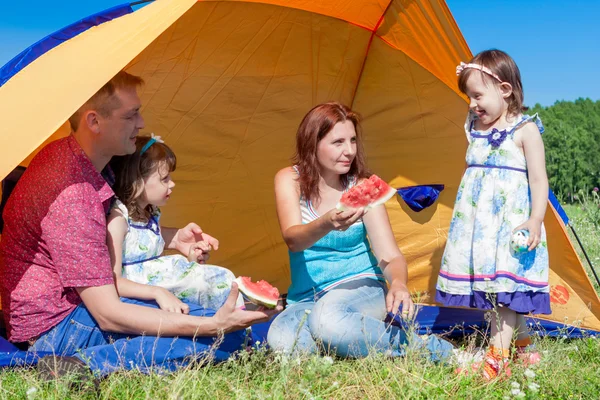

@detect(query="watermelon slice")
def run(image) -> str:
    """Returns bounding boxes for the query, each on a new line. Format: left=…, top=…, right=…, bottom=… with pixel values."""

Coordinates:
left=336, top=174, right=396, bottom=211
left=234, top=276, right=280, bottom=309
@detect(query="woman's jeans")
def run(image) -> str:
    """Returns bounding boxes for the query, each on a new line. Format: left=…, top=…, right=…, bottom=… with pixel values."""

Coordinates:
left=267, top=278, right=453, bottom=360
left=29, top=298, right=250, bottom=376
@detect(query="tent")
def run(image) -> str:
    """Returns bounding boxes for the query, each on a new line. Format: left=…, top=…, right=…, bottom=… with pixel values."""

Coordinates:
left=1, top=0, right=599, bottom=364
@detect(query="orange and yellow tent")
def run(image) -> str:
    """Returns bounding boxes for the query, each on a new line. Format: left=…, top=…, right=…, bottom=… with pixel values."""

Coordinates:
left=1, top=0, right=599, bottom=335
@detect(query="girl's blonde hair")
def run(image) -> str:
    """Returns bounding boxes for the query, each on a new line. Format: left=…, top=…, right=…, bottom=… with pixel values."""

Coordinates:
left=111, top=136, right=176, bottom=221
left=458, top=49, right=526, bottom=117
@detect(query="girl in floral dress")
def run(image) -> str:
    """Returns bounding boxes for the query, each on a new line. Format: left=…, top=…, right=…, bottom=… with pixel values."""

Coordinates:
left=107, top=135, right=243, bottom=313
left=436, top=50, right=550, bottom=379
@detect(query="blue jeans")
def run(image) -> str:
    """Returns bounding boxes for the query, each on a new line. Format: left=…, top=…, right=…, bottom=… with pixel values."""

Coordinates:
left=29, top=298, right=250, bottom=376
left=267, top=278, right=453, bottom=360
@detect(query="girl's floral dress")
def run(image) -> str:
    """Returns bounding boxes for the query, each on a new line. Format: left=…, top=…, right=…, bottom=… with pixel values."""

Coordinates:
left=115, top=200, right=243, bottom=310
left=435, top=114, right=550, bottom=314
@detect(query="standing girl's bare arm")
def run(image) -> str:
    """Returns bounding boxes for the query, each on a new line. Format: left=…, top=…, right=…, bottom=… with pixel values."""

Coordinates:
left=516, top=121, right=549, bottom=250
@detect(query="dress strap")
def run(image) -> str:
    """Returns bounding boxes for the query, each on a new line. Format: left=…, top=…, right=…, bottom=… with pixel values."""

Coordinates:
left=508, top=113, right=544, bottom=135
left=113, top=199, right=130, bottom=220
left=464, top=112, right=475, bottom=142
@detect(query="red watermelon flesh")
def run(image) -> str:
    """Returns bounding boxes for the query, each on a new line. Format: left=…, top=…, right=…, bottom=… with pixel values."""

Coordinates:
left=235, top=276, right=280, bottom=308
left=336, top=175, right=396, bottom=211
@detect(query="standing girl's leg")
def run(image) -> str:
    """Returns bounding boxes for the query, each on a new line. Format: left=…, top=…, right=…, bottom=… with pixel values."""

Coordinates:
left=514, top=313, right=541, bottom=364
left=266, top=301, right=318, bottom=356
left=484, top=306, right=517, bottom=379
left=490, top=306, right=516, bottom=354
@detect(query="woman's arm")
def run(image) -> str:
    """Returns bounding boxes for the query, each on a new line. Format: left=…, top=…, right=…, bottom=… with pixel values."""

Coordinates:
left=275, top=167, right=364, bottom=252
left=362, top=205, right=414, bottom=318
left=106, top=209, right=189, bottom=313
left=516, top=121, right=548, bottom=250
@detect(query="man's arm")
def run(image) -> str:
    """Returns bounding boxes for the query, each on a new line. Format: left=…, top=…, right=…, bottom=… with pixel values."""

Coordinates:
left=76, top=282, right=277, bottom=336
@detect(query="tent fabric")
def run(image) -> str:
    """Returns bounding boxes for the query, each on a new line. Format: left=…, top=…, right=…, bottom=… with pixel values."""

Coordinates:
left=388, top=306, right=598, bottom=339
left=549, top=189, right=569, bottom=226
left=1, top=0, right=600, bottom=337
left=0, top=336, right=50, bottom=367
left=0, top=4, right=134, bottom=87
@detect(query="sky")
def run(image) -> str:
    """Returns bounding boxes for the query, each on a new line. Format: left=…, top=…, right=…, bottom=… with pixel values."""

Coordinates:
left=0, top=0, right=598, bottom=107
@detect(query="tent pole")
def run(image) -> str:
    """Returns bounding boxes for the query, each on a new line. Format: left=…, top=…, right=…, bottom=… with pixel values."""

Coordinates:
left=569, top=224, right=600, bottom=288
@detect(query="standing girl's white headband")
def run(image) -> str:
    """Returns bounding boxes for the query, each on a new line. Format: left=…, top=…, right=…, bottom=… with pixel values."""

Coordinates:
left=456, top=62, right=502, bottom=83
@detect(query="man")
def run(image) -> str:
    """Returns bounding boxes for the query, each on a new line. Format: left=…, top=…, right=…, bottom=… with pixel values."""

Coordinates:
left=0, top=71, right=279, bottom=376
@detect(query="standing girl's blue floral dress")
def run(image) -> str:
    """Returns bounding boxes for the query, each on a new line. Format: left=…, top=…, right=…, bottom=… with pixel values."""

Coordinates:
left=436, top=113, right=551, bottom=314
left=114, top=200, right=243, bottom=310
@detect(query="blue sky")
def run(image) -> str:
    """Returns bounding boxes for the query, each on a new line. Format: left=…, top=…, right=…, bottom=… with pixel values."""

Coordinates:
left=0, top=0, right=598, bottom=106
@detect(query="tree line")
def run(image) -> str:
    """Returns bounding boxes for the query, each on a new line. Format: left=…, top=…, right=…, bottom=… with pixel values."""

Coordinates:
left=528, top=98, right=600, bottom=203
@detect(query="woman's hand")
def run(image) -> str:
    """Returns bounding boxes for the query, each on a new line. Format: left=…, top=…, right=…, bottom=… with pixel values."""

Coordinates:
left=325, top=207, right=365, bottom=232
left=386, top=280, right=414, bottom=319
left=154, top=288, right=190, bottom=314
left=513, top=218, right=543, bottom=251
left=188, top=241, right=212, bottom=263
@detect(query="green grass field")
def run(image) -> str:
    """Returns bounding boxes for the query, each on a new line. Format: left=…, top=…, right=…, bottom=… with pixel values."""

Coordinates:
left=1, top=203, right=599, bottom=399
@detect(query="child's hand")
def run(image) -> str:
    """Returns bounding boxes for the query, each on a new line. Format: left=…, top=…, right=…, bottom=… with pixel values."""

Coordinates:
left=188, top=241, right=212, bottom=263
left=155, top=288, right=190, bottom=314
left=513, top=218, right=543, bottom=251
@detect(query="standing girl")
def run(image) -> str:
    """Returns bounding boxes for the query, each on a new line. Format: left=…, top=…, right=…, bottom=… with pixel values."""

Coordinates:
left=107, top=135, right=244, bottom=313
left=436, top=49, right=550, bottom=379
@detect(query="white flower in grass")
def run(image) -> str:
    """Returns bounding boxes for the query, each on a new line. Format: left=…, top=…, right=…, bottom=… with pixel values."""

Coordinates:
left=528, top=382, right=540, bottom=392
left=26, top=387, right=37, bottom=399
left=332, top=381, right=339, bottom=387
left=323, top=356, right=334, bottom=364
left=511, top=381, right=521, bottom=389
left=524, top=368, right=536, bottom=379
left=511, top=388, right=523, bottom=397
left=515, top=392, right=526, bottom=398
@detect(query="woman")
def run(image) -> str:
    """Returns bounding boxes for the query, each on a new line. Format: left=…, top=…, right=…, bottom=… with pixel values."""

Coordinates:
left=267, top=102, right=452, bottom=359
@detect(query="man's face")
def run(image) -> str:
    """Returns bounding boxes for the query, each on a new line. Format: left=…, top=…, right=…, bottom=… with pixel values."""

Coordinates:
left=99, top=86, right=145, bottom=156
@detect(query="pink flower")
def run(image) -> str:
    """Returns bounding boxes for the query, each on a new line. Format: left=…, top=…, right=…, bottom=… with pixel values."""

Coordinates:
left=593, top=187, right=599, bottom=192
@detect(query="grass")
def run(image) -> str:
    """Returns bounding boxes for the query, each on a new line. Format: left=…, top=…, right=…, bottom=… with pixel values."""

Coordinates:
left=1, top=337, right=600, bottom=399
left=1, top=204, right=599, bottom=399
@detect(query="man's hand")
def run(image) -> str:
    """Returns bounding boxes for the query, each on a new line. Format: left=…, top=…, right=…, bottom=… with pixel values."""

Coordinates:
left=212, top=282, right=282, bottom=333
left=172, top=223, right=219, bottom=256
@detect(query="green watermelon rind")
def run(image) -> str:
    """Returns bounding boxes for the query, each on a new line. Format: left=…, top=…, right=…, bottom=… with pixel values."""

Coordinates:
left=235, top=277, right=279, bottom=309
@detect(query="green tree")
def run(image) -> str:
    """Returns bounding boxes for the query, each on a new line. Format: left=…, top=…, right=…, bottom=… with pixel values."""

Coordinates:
left=528, top=98, right=600, bottom=202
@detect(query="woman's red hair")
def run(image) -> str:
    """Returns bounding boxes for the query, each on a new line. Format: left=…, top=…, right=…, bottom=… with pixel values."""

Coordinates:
left=292, top=102, right=370, bottom=202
